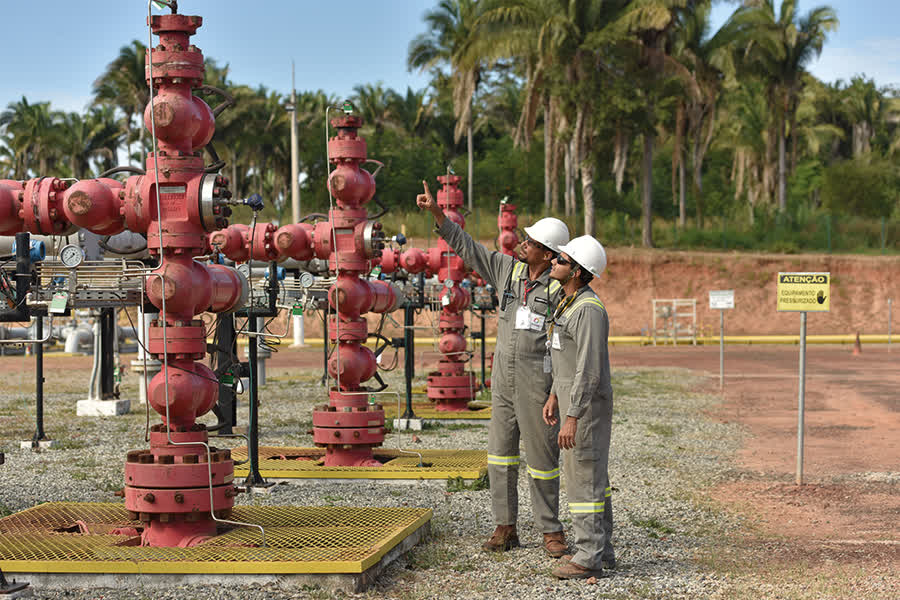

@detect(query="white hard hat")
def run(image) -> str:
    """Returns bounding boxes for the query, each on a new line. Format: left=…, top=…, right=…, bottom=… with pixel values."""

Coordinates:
left=523, top=217, right=570, bottom=253
left=558, top=235, right=607, bottom=277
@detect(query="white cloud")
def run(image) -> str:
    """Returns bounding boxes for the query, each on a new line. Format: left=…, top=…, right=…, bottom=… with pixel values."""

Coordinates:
left=809, top=37, right=900, bottom=88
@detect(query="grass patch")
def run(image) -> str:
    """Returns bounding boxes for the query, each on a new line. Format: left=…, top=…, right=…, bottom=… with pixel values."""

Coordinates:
left=446, top=472, right=489, bottom=492
left=632, top=516, right=675, bottom=538
left=646, top=422, right=675, bottom=437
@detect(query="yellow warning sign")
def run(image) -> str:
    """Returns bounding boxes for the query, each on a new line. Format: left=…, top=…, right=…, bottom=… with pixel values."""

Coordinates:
left=776, top=272, right=830, bottom=312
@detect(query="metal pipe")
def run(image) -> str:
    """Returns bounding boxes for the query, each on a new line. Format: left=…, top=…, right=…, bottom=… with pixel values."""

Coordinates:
left=243, top=313, right=266, bottom=486
left=796, top=311, right=807, bottom=486
left=32, top=316, right=46, bottom=443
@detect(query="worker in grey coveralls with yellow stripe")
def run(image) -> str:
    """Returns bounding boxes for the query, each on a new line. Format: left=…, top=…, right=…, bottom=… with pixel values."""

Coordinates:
left=542, top=235, right=615, bottom=579
left=416, top=180, right=571, bottom=557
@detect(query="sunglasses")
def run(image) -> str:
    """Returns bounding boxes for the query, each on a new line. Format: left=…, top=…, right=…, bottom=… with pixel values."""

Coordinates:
left=524, top=238, right=553, bottom=254
left=555, top=255, right=573, bottom=266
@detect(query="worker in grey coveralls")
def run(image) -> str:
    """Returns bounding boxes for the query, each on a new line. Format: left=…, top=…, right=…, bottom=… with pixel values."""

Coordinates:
left=416, top=180, right=571, bottom=557
left=542, top=235, right=615, bottom=579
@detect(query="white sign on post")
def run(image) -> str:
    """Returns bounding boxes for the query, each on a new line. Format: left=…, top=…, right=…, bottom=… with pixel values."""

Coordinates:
left=709, top=290, right=734, bottom=310
left=709, top=290, right=734, bottom=391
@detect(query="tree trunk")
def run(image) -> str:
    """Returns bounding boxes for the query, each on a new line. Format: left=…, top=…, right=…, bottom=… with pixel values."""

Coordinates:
left=550, top=134, right=562, bottom=212
left=613, top=131, right=628, bottom=195
left=641, top=132, right=654, bottom=248
left=679, top=160, right=686, bottom=228
left=467, top=118, right=474, bottom=212
left=543, top=94, right=552, bottom=213
left=692, top=138, right=704, bottom=228
left=778, top=113, right=786, bottom=212
left=563, top=140, right=573, bottom=217
left=582, top=160, right=595, bottom=237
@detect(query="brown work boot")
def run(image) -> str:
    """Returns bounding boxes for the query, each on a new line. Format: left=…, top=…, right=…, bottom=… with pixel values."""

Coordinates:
left=543, top=531, right=567, bottom=558
left=481, top=525, right=519, bottom=552
left=552, top=559, right=603, bottom=579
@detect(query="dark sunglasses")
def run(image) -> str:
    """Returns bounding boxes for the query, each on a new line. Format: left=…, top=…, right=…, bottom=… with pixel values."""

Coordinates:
left=524, top=238, right=553, bottom=253
left=555, top=255, right=573, bottom=266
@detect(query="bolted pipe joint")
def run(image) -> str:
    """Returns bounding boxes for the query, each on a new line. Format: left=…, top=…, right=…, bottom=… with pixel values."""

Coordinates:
left=327, top=342, right=377, bottom=390
left=62, top=178, right=127, bottom=236
left=440, top=285, right=470, bottom=313
left=147, top=258, right=246, bottom=321
left=438, top=331, right=467, bottom=356
left=273, top=223, right=314, bottom=260
left=144, top=91, right=215, bottom=154
left=147, top=359, right=218, bottom=428
left=328, top=163, right=375, bottom=208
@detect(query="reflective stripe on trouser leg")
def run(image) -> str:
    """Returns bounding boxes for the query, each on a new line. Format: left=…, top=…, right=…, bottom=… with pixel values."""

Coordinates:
left=563, top=450, right=609, bottom=570
left=487, top=388, right=520, bottom=526
left=601, top=483, right=615, bottom=562
left=518, top=394, right=562, bottom=533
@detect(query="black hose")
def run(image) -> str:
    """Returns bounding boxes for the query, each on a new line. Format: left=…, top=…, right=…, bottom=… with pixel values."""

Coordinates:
left=299, top=213, right=328, bottom=223
left=98, top=166, right=145, bottom=178
left=367, top=196, right=388, bottom=221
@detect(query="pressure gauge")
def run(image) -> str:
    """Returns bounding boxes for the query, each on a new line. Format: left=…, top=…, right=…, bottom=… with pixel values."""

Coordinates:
left=445, top=279, right=455, bottom=288
left=59, top=244, right=84, bottom=269
left=298, top=272, right=314, bottom=289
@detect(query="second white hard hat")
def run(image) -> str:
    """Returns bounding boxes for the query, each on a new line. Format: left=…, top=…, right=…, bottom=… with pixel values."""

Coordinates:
left=523, top=217, right=570, bottom=253
left=558, top=235, right=607, bottom=277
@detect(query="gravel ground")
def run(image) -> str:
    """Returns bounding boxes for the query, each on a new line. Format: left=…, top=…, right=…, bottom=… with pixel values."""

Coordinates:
left=0, top=359, right=748, bottom=599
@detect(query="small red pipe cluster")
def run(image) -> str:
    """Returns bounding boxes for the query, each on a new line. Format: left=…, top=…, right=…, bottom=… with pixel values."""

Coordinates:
left=379, top=175, right=476, bottom=411
left=497, top=201, right=520, bottom=257
left=213, top=115, right=399, bottom=467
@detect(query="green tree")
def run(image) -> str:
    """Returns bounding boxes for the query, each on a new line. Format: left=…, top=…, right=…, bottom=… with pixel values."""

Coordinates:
left=93, top=40, right=149, bottom=165
left=730, top=0, right=838, bottom=212
left=409, top=0, right=488, bottom=211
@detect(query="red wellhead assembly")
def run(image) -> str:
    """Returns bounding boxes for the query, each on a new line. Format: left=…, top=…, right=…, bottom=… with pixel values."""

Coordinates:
left=211, top=114, right=399, bottom=467
left=0, top=12, right=248, bottom=546
left=379, top=175, right=477, bottom=411
left=497, top=200, right=520, bottom=257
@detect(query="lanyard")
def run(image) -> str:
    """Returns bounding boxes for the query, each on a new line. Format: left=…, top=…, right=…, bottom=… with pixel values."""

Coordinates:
left=547, top=288, right=586, bottom=340
left=522, top=280, right=539, bottom=306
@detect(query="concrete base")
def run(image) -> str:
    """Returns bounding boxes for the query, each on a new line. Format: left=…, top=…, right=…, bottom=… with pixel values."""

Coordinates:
left=76, top=398, right=130, bottom=417
left=392, top=418, right=424, bottom=431
left=19, top=440, right=56, bottom=450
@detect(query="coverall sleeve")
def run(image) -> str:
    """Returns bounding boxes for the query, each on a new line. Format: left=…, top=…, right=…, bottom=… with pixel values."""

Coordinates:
left=438, top=219, right=512, bottom=290
left=565, top=306, right=609, bottom=419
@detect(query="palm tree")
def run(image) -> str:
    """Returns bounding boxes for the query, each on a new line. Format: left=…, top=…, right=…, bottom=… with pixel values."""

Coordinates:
left=607, top=0, right=701, bottom=247
left=351, top=82, right=396, bottom=138
left=387, top=87, right=435, bottom=137
left=93, top=40, right=149, bottom=165
left=58, top=108, right=122, bottom=178
left=0, top=97, right=62, bottom=177
left=408, top=0, right=487, bottom=212
left=670, top=0, right=738, bottom=227
left=729, top=0, right=838, bottom=211
left=480, top=0, right=624, bottom=233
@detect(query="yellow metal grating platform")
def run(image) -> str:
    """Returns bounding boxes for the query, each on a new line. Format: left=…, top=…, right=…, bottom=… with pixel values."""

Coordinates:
left=232, top=447, right=487, bottom=480
left=382, top=400, right=491, bottom=420
left=0, top=502, right=431, bottom=574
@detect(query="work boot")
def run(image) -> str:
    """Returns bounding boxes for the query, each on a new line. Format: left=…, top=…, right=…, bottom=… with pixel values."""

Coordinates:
left=559, top=554, right=616, bottom=570
left=543, top=531, right=567, bottom=558
left=552, top=559, right=603, bottom=580
left=481, top=525, right=519, bottom=552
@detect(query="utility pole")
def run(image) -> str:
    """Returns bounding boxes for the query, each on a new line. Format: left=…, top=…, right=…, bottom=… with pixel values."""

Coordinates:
left=288, top=61, right=305, bottom=347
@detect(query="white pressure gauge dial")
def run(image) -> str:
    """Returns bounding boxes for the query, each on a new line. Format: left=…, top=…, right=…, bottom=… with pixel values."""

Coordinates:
left=59, top=244, right=84, bottom=269
left=298, top=272, right=314, bottom=289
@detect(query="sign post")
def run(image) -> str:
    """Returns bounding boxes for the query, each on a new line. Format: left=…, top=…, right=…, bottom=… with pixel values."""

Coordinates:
left=709, top=290, right=734, bottom=389
left=777, top=272, right=830, bottom=485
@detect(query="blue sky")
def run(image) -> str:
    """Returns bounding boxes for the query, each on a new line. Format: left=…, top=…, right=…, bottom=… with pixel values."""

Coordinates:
left=0, top=0, right=898, bottom=115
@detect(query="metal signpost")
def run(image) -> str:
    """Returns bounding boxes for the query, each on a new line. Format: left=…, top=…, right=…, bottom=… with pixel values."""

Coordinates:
left=776, top=272, right=831, bottom=485
left=709, top=290, right=734, bottom=389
